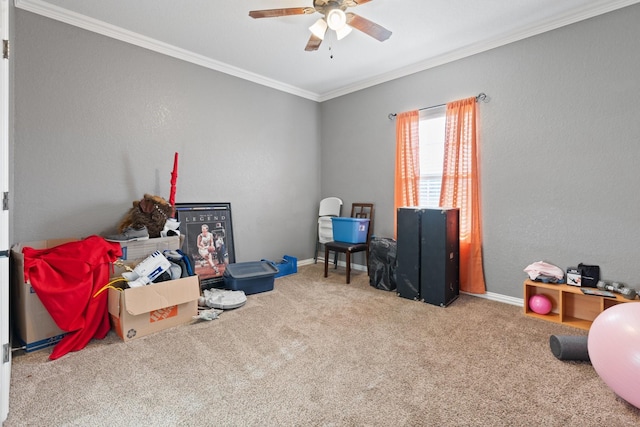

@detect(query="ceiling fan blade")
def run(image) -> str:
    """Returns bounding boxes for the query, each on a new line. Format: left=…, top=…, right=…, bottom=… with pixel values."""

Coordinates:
left=345, top=0, right=374, bottom=6
left=249, top=7, right=315, bottom=19
left=345, top=12, right=392, bottom=41
left=305, top=34, right=323, bottom=51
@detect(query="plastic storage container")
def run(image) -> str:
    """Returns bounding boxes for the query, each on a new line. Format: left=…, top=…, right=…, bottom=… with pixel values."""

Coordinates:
left=273, top=255, right=298, bottom=278
left=223, top=261, right=278, bottom=295
left=331, top=217, right=370, bottom=243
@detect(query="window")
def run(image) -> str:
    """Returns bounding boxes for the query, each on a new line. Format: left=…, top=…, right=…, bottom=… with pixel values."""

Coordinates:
left=418, top=106, right=446, bottom=207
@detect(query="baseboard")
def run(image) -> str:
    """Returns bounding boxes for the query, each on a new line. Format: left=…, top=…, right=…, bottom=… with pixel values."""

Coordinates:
left=298, top=257, right=318, bottom=267
left=305, top=256, right=367, bottom=270
left=301, top=257, right=525, bottom=307
left=462, top=291, right=523, bottom=307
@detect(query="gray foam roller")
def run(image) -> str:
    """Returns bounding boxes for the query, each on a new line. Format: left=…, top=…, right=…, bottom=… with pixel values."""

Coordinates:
left=549, top=335, right=590, bottom=361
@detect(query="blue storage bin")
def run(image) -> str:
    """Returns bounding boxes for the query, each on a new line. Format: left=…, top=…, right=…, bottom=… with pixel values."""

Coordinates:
left=261, top=255, right=297, bottom=278
left=331, top=217, right=370, bottom=243
left=274, top=255, right=298, bottom=278
left=223, top=261, right=278, bottom=295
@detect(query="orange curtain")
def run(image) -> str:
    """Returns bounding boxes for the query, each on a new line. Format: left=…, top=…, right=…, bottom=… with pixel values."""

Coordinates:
left=440, top=97, right=486, bottom=294
left=394, top=110, right=420, bottom=237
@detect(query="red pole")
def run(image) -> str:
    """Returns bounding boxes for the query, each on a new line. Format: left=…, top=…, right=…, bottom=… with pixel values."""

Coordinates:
left=169, top=152, right=178, bottom=216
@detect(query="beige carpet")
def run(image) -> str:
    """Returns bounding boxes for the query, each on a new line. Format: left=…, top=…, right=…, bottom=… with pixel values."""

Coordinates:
left=5, top=263, right=640, bottom=426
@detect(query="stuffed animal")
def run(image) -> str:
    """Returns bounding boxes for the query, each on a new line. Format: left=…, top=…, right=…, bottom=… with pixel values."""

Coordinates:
left=118, top=194, right=173, bottom=238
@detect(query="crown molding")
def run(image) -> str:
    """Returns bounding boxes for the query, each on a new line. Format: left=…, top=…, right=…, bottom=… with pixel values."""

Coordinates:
left=15, top=0, right=640, bottom=103
left=318, top=0, right=640, bottom=101
left=14, top=0, right=322, bottom=101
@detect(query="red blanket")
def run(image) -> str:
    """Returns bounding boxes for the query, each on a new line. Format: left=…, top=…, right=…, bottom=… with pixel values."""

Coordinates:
left=22, top=236, right=122, bottom=360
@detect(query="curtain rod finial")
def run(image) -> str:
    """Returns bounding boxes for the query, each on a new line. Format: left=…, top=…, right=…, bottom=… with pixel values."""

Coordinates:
left=388, top=113, right=396, bottom=120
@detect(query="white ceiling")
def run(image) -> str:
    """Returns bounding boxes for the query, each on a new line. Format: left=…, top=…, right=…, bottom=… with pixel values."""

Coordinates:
left=15, top=0, right=640, bottom=101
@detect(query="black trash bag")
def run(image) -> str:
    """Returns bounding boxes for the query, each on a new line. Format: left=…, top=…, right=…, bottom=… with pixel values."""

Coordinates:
left=368, top=237, right=397, bottom=291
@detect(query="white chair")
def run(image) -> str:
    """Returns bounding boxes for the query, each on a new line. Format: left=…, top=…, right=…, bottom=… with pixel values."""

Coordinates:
left=318, top=197, right=343, bottom=217
left=314, top=197, right=342, bottom=263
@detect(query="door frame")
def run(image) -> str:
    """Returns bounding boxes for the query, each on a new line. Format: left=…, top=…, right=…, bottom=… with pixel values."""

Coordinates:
left=0, top=0, right=11, bottom=422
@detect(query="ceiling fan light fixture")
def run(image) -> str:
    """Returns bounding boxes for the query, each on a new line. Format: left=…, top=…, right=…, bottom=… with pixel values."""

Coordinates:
left=326, top=9, right=347, bottom=31
left=335, top=24, right=352, bottom=40
left=309, top=18, right=328, bottom=40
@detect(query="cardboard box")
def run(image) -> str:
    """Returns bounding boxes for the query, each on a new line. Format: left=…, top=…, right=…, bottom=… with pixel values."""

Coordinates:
left=331, top=217, right=370, bottom=243
left=117, top=235, right=181, bottom=261
left=10, top=239, right=76, bottom=352
left=108, top=275, right=200, bottom=342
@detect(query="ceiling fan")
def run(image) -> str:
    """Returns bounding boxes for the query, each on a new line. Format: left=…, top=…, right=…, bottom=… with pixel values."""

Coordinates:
left=249, top=0, right=392, bottom=51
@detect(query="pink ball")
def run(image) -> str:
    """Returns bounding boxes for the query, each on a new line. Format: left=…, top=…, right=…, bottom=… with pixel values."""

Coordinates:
left=528, top=294, right=552, bottom=315
left=588, top=303, right=640, bottom=409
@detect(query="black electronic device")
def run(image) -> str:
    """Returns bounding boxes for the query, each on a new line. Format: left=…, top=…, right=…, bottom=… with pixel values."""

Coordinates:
left=396, top=207, right=459, bottom=307
left=581, top=288, right=616, bottom=298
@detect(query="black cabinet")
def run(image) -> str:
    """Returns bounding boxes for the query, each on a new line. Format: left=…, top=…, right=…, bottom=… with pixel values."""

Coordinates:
left=396, top=207, right=459, bottom=307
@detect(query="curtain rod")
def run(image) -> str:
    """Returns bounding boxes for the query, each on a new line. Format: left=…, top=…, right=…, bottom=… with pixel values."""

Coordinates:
left=388, top=92, right=488, bottom=120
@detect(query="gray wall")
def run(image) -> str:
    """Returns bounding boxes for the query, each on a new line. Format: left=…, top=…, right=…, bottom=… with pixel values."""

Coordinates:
left=12, top=11, right=320, bottom=263
left=11, top=5, right=640, bottom=298
left=321, top=4, right=640, bottom=297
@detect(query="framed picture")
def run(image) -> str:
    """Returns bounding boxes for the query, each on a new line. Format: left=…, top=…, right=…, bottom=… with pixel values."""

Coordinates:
left=175, top=203, right=235, bottom=289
